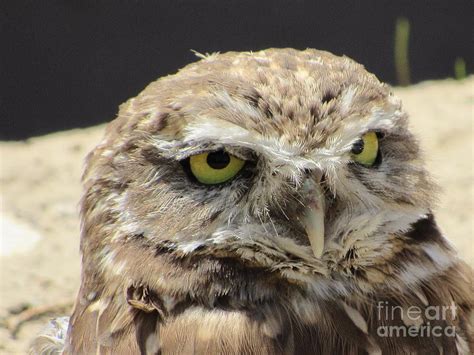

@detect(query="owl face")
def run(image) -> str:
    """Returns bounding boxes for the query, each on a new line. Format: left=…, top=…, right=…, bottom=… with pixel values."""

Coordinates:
left=84, top=49, right=435, bottom=283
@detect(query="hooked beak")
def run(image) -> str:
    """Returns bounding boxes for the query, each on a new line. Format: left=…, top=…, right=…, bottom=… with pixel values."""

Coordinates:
left=301, top=172, right=325, bottom=258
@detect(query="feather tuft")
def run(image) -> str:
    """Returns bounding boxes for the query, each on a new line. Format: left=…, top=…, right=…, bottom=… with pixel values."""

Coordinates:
left=29, top=317, right=69, bottom=355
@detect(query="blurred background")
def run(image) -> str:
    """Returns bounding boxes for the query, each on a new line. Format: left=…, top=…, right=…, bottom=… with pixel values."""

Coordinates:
left=0, top=0, right=472, bottom=140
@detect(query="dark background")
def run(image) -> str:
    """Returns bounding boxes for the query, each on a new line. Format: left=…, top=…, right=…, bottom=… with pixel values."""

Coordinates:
left=1, top=0, right=472, bottom=140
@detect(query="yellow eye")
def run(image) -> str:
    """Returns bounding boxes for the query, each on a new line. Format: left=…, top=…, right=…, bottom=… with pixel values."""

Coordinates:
left=189, top=151, right=245, bottom=184
left=351, top=132, right=379, bottom=167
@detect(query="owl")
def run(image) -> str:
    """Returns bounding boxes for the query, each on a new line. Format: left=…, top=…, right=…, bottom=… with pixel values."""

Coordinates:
left=34, top=48, right=473, bottom=354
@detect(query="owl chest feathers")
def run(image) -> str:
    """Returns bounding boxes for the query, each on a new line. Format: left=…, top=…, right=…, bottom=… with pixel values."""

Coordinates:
left=67, top=218, right=473, bottom=355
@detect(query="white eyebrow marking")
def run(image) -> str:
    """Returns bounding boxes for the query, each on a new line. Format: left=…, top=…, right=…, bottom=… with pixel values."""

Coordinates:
left=182, top=117, right=315, bottom=171
left=151, top=92, right=402, bottom=173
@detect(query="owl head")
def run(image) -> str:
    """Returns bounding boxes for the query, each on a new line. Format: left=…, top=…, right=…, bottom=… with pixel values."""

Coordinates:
left=61, top=48, right=474, bottom=355
left=80, top=48, right=436, bottom=283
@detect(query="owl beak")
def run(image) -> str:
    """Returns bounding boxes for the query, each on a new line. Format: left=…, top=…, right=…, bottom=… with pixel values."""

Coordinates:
left=301, top=173, right=325, bottom=258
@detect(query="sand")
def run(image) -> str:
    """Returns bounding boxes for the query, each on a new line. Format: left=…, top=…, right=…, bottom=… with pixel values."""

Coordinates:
left=0, top=77, right=472, bottom=353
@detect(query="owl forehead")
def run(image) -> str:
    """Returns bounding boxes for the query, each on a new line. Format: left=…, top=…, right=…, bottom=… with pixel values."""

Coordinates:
left=124, top=49, right=401, bottom=165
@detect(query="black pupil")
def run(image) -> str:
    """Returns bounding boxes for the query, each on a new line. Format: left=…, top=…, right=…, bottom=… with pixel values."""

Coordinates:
left=351, top=139, right=364, bottom=154
left=207, top=151, right=231, bottom=169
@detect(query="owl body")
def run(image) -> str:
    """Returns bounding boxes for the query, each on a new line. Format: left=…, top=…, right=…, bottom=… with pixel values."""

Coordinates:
left=57, top=49, right=472, bottom=354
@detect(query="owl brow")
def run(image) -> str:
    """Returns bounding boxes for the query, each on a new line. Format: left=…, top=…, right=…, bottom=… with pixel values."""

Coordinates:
left=150, top=139, right=255, bottom=161
left=150, top=120, right=263, bottom=160
left=181, top=118, right=310, bottom=161
left=153, top=119, right=341, bottom=170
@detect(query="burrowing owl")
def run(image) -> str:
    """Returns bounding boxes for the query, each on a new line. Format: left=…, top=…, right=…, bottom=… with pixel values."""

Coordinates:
left=35, top=48, right=473, bottom=354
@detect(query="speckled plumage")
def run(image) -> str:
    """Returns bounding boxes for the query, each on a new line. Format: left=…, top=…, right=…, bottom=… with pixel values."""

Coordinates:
left=33, top=48, right=473, bottom=354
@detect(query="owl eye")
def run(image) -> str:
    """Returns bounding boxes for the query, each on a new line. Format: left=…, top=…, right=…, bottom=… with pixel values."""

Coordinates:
left=188, top=150, right=245, bottom=184
left=351, top=131, right=379, bottom=167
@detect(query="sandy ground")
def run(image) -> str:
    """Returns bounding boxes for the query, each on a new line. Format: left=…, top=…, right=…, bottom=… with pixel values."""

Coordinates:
left=0, top=77, right=473, bottom=353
